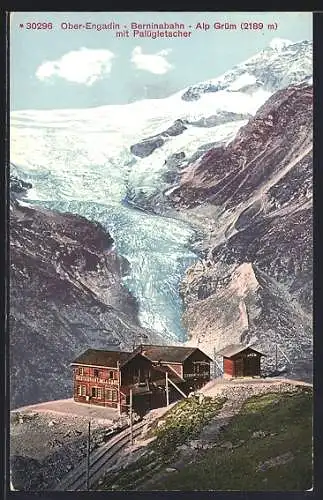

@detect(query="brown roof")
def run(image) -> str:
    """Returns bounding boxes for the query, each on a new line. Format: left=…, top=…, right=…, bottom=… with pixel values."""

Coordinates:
left=216, top=344, right=265, bottom=358
left=136, top=344, right=212, bottom=363
left=72, top=344, right=213, bottom=368
left=71, top=348, right=132, bottom=368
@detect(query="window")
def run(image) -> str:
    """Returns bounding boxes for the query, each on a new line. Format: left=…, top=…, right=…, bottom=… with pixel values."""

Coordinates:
left=193, top=361, right=209, bottom=374
left=92, top=387, right=102, bottom=398
left=112, top=390, right=118, bottom=402
left=91, top=387, right=102, bottom=399
left=77, top=386, right=82, bottom=396
left=106, top=389, right=112, bottom=400
left=109, top=371, right=115, bottom=379
left=81, top=386, right=86, bottom=396
left=78, top=367, right=84, bottom=376
left=93, top=369, right=99, bottom=377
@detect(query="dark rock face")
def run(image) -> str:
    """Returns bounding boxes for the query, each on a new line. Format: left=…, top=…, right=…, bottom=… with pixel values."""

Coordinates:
left=164, top=119, right=188, bottom=137
left=174, top=84, right=312, bottom=381
left=10, top=176, right=32, bottom=194
left=182, top=82, right=226, bottom=101
left=188, top=111, right=251, bottom=128
left=10, top=199, right=159, bottom=409
left=130, top=136, right=165, bottom=158
left=162, top=152, right=186, bottom=184
left=130, top=112, right=248, bottom=161
left=130, top=119, right=188, bottom=158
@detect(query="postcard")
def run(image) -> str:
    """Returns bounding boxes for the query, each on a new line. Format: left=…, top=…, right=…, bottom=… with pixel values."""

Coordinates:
left=9, top=11, right=313, bottom=492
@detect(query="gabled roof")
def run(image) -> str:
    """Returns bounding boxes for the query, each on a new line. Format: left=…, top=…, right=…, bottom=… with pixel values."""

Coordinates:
left=216, top=344, right=265, bottom=358
left=71, top=344, right=213, bottom=368
left=136, top=344, right=212, bottom=363
left=71, top=348, right=133, bottom=368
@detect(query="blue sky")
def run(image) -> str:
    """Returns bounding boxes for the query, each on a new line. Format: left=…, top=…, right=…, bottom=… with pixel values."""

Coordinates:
left=10, top=12, right=312, bottom=110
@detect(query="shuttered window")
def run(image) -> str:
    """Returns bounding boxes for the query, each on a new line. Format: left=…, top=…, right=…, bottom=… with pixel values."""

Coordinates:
left=81, top=386, right=86, bottom=396
left=112, top=390, right=118, bottom=402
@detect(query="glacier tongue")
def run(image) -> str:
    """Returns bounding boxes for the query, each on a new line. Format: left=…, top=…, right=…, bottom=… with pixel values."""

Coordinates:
left=31, top=198, right=197, bottom=342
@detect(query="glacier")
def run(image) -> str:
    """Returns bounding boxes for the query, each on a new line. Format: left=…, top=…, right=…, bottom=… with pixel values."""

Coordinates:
left=10, top=38, right=312, bottom=341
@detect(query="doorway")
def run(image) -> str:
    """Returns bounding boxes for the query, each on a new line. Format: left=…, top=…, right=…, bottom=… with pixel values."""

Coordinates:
left=244, top=356, right=259, bottom=377
left=234, top=358, right=244, bottom=377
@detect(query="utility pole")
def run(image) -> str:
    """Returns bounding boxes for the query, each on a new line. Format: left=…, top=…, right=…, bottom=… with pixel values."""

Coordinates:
left=129, top=388, right=133, bottom=446
left=86, top=420, right=91, bottom=490
left=165, top=371, right=169, bottom=407
left=86, top=397, right=92, bottom=491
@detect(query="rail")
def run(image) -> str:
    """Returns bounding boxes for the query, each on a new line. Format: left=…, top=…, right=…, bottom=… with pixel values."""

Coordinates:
left=54, top=420, right=146, bottom=491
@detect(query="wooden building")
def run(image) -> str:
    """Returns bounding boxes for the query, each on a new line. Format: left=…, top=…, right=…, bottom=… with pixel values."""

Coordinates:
left=71, top=344, right=212, bottom=414
left=135, top=344, right=212, bottom=392
left=217, top=344, right=265, bottom=378
left=71, top=349, right=153, bottom=414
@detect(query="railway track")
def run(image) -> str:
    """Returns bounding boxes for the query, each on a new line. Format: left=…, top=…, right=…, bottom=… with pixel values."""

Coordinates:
left=54, top=420, right=146, bottom=491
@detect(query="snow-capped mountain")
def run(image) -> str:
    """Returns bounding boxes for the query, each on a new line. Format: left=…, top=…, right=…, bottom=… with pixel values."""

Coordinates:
left=10, top=38, right=312, bottom=345
left=180, top=39, right=312, bottom=101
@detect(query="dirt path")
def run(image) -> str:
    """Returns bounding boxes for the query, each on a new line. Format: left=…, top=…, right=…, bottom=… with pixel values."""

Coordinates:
left=12, top=398, right=118, bottom=423
left=201, top=376, right=312, bottom=395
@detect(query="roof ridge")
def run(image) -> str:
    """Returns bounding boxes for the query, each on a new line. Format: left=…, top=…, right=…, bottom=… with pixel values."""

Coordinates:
left=216, top=343, right=265, bottom=358
left=83, top=348, right=132, bottom=354
left=140, top=343, right=196, bottom=350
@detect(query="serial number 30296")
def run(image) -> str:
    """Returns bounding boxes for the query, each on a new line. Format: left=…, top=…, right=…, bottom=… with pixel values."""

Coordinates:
left=26, top=22, right=53, bottom=29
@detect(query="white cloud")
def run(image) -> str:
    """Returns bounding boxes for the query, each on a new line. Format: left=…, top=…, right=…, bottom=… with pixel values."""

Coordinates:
left=35, top=47, right=116, bottom=86
left=130, top=46, right=173, bottom=75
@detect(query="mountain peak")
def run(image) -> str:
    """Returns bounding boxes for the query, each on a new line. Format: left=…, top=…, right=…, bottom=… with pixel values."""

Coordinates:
left=180, top=38, right=311, bottom=102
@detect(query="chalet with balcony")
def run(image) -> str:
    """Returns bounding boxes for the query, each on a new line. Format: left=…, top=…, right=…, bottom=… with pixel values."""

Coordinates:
left=71, top=344, right=212, bottom=414
left=134, top=344, right=212, bottom=392
left=72, top=349, right=153, bottom=413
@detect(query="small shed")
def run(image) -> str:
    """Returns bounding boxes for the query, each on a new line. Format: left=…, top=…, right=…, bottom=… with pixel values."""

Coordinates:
left=216, top=344, right=265, bottom=378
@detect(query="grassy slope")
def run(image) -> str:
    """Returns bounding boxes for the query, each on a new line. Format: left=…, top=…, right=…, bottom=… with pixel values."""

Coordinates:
left=99, top=395, right=226, bottom=490
left=147, top=388, right=312, bottom=491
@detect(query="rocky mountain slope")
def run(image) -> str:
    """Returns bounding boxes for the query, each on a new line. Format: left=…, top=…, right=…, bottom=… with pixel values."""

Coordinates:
left=168, top=83, right=312, bottom=380
left=125, top=39, right=312, bottom=211
left=10, top=181, right=161, bottom=409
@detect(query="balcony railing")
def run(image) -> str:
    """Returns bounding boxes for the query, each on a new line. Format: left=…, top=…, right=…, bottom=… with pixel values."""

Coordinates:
left=75, top=375, right=118, bottom=385
left=184, top=373, right=209, bottom=379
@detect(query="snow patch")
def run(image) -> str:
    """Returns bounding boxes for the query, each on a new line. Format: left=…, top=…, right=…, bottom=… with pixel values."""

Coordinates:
left=17, top=199, right=33, bottom=208
left=228, top=73, right=257, bottom=91
left=269, top=38, right=293, bottom=51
